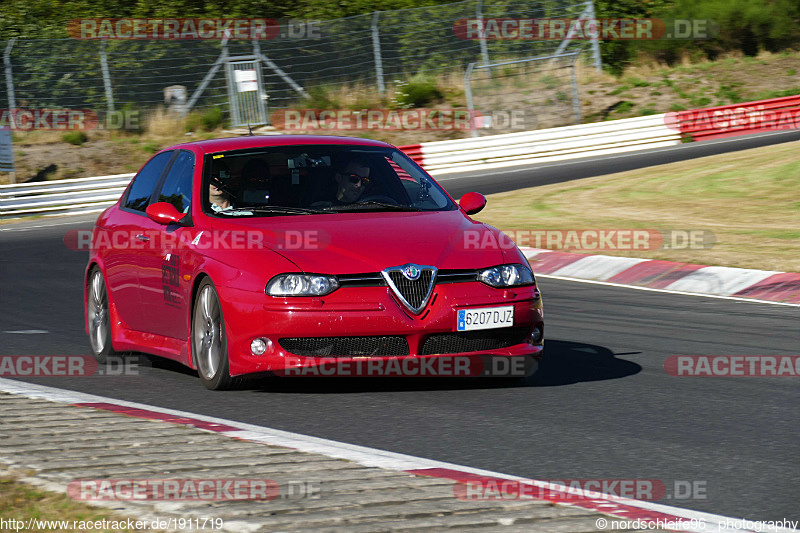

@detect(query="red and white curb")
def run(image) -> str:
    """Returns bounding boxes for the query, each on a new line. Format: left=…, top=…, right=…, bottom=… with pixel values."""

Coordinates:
left=522, top=248, right=800, bottom=306
left=1, top=378, right=796, bottom=533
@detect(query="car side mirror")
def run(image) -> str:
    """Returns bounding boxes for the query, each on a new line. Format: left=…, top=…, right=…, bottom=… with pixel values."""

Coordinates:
left=146, top=202, right=186, bottom=225
left=459, top=192, right=487, bottom=215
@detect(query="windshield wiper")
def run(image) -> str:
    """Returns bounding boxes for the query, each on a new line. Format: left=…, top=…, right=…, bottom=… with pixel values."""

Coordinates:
left=324, top=201, right=421, bottom=212
left=219, top=206, right=331, bottom=216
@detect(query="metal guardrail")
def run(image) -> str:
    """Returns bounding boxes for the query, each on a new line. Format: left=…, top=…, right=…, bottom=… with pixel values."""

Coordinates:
left=0, top=173, right=133, bottom=217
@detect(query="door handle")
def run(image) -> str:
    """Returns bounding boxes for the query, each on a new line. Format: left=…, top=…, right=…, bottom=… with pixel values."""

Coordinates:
left=135, top=234, right=150, bottom=242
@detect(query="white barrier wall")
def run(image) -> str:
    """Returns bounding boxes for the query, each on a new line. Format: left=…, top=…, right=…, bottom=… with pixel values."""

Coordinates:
left=419, top=114, right=680, bottom=174
left=0, top=173, right=134, bottom=217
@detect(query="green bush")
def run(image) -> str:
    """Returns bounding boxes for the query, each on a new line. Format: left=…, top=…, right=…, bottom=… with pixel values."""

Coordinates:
left=303, top=86, right=339, bottom=110
left=184, top=112, right=203, bottom=133
left=142, top=142, right=160, bottom=154
left=184, top=106, right=224, bottom=132
left=690, top=95, right=712, bottom=107
left=625, top=77, right=650, bottom=87
left=200, top=106, right=223, bottom=130
left=394, top=77, right=442, bottom=108
left=715, top=84, right=745, bottom=103
left=62, top=131, right=88, bottom=145
left=614, top=101, right=635, bottom=114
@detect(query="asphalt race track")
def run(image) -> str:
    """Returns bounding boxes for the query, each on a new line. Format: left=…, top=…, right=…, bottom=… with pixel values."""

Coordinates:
left=1, top=133, right=799, bottom=524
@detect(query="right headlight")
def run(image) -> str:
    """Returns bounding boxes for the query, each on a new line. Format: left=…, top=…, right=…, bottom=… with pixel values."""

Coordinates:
left=266, top=273, right=339, bottom=296
left=478, top=264, right=534, bottom=288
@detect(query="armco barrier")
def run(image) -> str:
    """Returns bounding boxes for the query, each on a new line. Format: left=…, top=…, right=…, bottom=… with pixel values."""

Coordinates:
left=400, top=114, right=680, bottom=174
left=0, top=173, right=133, bottom=218
left=669, top=94, right=800, bottom=142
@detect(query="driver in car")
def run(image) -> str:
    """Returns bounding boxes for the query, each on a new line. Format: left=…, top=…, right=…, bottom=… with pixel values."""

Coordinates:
left=333, top=158, right=371, bottom=204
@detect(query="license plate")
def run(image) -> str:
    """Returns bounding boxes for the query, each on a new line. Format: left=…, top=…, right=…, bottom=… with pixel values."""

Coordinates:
left=457, top=306, right=514, bottom=331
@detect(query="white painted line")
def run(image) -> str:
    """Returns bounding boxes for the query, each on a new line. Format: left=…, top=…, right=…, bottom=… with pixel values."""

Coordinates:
left=1, top=330, right=49, bottom=334
left=535, top=274, right=800, bottom=307
left=0, top=378, right=795, bottom=533
left=665, top=267, right=779, bottom=296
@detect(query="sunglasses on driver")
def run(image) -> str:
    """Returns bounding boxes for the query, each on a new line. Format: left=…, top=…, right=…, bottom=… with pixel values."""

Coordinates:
left=343, top=172, right=370, bottom=185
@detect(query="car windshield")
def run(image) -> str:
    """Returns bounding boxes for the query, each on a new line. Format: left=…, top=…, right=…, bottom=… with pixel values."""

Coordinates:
left=202, top=145, right=456, bottom=216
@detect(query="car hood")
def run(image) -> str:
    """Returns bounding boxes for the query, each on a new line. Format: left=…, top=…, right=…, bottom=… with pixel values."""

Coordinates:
left=211, top=210, right=507, bottom=274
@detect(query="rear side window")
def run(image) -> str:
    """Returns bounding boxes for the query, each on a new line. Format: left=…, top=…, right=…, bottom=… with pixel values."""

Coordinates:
left=157, top=151, right=195, bottom=213
left=124, top=151, right=173, bottom=212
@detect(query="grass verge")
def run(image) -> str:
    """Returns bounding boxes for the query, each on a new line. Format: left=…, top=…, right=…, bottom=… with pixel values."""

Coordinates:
left=477, top=140, right=800, bottom=273
left=0, top=473, right=158, bottom=532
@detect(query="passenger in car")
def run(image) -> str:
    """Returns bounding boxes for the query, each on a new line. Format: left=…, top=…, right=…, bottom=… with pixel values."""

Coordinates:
left=240, top=158, right=271, bottom=206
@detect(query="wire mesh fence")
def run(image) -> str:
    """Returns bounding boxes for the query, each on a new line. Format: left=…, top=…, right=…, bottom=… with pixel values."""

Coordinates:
left=465, top=52, right=582, bottom=136
left=1, top=0, right=598, bottom=129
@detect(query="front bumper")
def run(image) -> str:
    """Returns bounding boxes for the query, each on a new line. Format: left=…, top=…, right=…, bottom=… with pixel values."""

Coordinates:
left=218, top=281, right=544, bottom=377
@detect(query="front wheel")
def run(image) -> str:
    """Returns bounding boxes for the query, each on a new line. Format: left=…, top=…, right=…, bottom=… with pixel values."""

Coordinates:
left=87, top=268, right=117, bottom=363
left=192, top=279, right=235, bottom=390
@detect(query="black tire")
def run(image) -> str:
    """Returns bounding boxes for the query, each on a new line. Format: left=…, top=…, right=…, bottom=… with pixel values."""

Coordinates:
left=192, top=278, right=236, bottom=390
left=87, top=267, right=118, bottom=364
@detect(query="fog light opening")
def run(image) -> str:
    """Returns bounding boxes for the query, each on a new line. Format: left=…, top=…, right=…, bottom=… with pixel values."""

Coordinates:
left=251, top=338, right=271, bottom=356
left=531, top=326, right=543, bottom=344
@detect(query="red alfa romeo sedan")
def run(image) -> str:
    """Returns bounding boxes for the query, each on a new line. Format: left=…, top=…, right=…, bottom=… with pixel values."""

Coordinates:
left=85, top=136, right=544, bottom=389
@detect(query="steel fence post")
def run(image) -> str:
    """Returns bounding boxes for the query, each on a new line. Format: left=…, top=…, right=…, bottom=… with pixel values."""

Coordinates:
left=477, top=0, right=491, bottom=76
left=571, top=52, right=582, bottom=124
left=100, top=40, right=115, bottom=114
left=4, top=39, right=16, bottom=112
left=371, top=12, right=386, bottom=96
left=464, top=62, right=478, bottom=138
left=585, top=0, right=603, bottom=72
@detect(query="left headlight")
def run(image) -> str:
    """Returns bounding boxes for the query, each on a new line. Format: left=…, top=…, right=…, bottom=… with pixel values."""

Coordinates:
left=266, top=274, right=339, bottom=296
left=478, top=264, right=534, bottom=288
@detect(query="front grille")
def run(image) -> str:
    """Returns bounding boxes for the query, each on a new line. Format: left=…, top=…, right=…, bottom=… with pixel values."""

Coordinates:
left=336, top=269, right=477, bottom=288
left=419, top=327, right=530, bottom=355
left=437, top=270, right=478, bottom=283
left=337, top=273, right=386, bottom=287
left=279, top=336, right=410, bottom=357
left=387, top=270, right=434, bottom=309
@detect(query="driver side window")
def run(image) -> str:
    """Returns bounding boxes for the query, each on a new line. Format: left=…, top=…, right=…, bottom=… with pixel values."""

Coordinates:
left=157, top=151, right=195, bottom=213
left=123, top=151, right=173, bottom=212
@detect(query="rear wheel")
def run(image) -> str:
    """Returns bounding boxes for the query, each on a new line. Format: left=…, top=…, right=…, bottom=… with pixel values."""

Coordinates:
left=87, top=268, right=117, bottom=363
left=192, top=279, right=235, bottom=390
